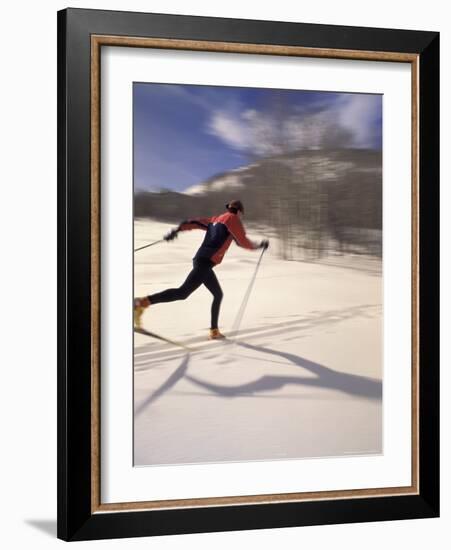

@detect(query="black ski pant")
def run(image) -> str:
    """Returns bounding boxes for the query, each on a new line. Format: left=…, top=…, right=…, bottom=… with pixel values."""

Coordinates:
left=148, top=258, right=223, bottom=329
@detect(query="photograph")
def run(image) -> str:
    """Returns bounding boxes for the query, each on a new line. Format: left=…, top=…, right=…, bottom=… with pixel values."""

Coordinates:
left=132, top=82, right=384, bottom=467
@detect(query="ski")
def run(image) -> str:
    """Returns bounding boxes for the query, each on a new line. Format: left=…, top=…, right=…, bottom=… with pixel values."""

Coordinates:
left=134, top=327, right=196, bottom=351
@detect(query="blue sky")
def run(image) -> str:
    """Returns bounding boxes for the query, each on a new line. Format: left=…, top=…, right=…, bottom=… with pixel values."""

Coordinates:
left=134, top=83, right=382, bottom=193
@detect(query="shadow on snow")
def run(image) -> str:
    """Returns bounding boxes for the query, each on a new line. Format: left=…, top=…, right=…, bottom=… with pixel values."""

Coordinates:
left=135, top=337, right=382, bottom=416
left=185, top=341, right=382, bottom=400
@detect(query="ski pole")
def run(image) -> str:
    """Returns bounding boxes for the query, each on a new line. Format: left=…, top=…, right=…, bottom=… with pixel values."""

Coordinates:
left=134, top=239, right=164, bottom=253
left=230, top=247, right=266, bottom=340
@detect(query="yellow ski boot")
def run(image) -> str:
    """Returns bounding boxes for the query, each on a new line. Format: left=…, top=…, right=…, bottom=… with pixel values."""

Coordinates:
left=134, top=297, right=150, bottom=329
left=209, top=328, right=226, bottom=340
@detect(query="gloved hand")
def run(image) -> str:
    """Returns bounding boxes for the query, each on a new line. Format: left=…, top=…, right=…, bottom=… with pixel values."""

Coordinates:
left=260, top=239, right=269, bottom=250
left=164, top=228, right=179, bottom=241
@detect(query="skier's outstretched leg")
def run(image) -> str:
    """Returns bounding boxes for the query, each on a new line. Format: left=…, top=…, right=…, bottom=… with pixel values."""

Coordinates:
left=148, top=262, right=204, bottom=304
left=134, top=259, right=209, bottom=328
left=134, top=258, right=225, bottom=339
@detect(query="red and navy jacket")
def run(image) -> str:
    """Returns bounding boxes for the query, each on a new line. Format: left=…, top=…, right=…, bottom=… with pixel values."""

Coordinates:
left=178, top=211, right=257, bottom=265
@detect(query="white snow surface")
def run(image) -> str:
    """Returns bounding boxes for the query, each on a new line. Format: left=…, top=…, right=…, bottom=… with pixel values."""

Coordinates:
left=134, top=219, right=382, bottom=466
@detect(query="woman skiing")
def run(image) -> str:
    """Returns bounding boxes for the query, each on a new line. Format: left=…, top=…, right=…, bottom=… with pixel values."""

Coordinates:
left=134, top=200, right=269, bottom=339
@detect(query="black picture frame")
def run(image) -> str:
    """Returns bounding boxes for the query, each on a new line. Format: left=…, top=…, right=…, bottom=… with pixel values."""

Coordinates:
left=57, top=7, right=439, bottom=542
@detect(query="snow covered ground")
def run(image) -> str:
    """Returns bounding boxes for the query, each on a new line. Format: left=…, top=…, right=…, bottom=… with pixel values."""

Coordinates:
left=133, top=218, right=382, bottom=466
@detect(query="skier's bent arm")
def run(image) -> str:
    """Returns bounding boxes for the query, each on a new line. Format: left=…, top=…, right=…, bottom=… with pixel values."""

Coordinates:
left=164, top=217, right=211, bottom=241
left=177, top=217, right=212, bottom=232
left=226, top=215, right=259, bottom=250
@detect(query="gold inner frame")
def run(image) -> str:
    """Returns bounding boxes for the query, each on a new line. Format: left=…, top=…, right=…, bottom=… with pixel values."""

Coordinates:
left=90, top=35, right=420, bottom=514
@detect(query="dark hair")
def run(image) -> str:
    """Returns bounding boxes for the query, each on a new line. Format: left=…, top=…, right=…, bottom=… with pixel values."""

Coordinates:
left=226, top=199, right=244, bottom=214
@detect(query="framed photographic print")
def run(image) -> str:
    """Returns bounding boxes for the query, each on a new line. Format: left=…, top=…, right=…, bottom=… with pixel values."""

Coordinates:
left=57, top=8, right=439, bottom=542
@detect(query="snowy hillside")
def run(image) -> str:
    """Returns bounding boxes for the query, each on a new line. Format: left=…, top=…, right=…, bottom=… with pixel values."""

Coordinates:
left=134, top=149, right=383, bottom=260
left=182, top=149, right=381, bottom=197
left=184, top=165, right=257, bottom=196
